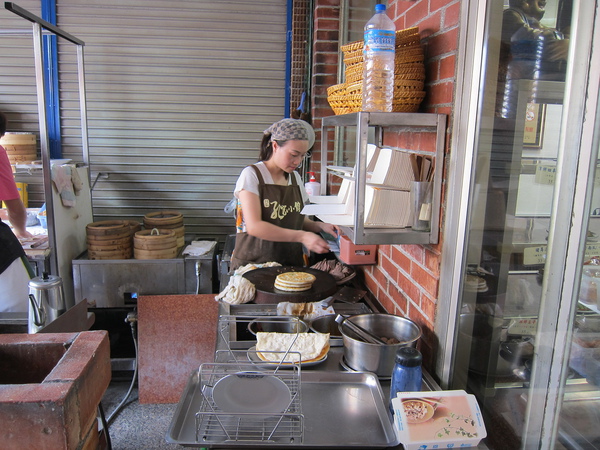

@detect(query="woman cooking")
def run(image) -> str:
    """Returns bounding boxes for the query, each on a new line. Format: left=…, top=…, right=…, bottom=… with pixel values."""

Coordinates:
left=230, top=118, right=340, bottom=270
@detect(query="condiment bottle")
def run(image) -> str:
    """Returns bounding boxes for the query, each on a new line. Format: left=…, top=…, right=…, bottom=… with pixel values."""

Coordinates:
left=389, top=347, right=422, bottom=413
left=304, top=172, right=321, bottom=196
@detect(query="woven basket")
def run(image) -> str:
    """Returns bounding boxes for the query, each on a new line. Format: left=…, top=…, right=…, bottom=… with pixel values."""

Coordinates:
left=396, top=27, right=420, bottom=39
left=343, top=54, right=364, bottom=66
left=346, top=94, right=363, bottom=113
left=395, top=63, right=426, bottom=79
left=327, top=83, right=346, bottom=97
left=342, top=47, right=363, bottom=60
left=340, top=40, right=362, bottom=53
left=395, top=79, right=425, bottom=91
left=393, top=90, right=426, bottom=112
left=345, top=70, right=363, bottom=84
left=346, top=81, right=362, bottom=95
left=396, top=35, right=421, bottom=48
left=327, top=83, right=349, bottom=115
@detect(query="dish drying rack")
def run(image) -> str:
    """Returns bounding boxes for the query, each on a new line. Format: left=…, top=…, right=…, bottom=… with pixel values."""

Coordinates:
left=194, top=315, right=306, bottom=445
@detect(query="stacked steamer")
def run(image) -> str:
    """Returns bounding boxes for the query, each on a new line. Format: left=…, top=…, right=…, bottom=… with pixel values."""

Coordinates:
left=86, top=220, right=140, bottom=260
left=327, top=26, right=425, bottom=115
left=133, top=228, right=178, bottom=260
left=393, top=27, right=426, bottom=112
left=0, top=132, right=37, bottom=166
left=143, top=210, right=185, bottom=249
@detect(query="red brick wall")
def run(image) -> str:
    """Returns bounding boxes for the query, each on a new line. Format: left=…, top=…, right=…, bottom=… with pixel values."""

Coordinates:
left=310, top=0, right=460, bottom=370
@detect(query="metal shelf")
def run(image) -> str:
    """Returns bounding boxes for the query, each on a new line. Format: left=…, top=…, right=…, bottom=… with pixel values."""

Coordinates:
left=320, top=112, right=446, bottom=245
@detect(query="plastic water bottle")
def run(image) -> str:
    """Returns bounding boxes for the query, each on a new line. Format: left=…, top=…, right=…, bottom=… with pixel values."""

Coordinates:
left=304, top=172, right=321, bottom=196
left=389, top=347, right=422, bottom=413
left=362, top=3, right=396, bottom=112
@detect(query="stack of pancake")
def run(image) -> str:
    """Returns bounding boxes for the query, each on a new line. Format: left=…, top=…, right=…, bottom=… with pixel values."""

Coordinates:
left=274, top=271, right=316, bottom=292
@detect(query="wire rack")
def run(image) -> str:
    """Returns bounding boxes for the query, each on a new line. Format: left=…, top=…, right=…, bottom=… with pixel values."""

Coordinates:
left=193, top=315, right=305, bottom=445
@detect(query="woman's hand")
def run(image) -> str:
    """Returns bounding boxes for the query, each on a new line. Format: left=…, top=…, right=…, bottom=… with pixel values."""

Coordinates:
left=300, top=230, right=331, bottom=254
left=318, top=222, right=341, bottom=238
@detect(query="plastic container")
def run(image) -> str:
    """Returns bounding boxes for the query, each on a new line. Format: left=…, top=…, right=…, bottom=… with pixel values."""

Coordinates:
left=389, top=347, right=422, bottom=412
left=37, top=203, right=47, bottom=229
left=362, top=3, right=396, bottom=112
left=339, top=235, right=377, bottom=265
left=304, top=172, right=321, bottom=196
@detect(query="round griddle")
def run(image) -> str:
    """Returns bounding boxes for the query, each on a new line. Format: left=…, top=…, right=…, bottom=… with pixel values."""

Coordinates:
left=243, top=266, right=337, bottom=304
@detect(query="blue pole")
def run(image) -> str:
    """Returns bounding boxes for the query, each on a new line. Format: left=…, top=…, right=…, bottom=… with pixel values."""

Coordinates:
left=284, top=0, right=292, bottom=118
left=41, top=0, right=61, bottom=159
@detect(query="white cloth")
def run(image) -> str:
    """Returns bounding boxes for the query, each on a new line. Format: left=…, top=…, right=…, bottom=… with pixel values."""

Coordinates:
left=182, top=240, right=217, bottom=257
left=0, top=257, right=30, bottom=312
left=215, top=261, right=281, bottom=305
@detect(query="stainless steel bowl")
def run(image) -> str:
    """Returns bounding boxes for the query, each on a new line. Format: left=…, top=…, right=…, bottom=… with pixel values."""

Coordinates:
left=339, top=313, right=421, bottom=376
left=247, top=316, right=309, bottom=335
left=309, top=314, right=342, bottom=337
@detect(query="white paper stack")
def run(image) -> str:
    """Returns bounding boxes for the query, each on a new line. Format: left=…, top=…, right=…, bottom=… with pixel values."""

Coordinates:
left=369, top=147, right=415, bottom=190
left=311, top=185, right=411, bottom=228
left=303, top=145, right=414, bottom=228
left=308, top=177, right=354, bottom=205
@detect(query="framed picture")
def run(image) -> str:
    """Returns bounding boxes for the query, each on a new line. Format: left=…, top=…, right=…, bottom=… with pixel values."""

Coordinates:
left=523, top=103, right=546, bottom=148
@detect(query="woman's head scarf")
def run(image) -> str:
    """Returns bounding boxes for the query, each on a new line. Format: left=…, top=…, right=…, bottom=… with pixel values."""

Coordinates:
left=264, top=118, right=315, bottom=148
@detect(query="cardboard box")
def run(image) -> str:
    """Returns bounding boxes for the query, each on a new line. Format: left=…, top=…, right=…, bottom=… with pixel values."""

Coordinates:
left=391, top=390, right=487, bottom=449
left=339, top=235, right=377, bottom=265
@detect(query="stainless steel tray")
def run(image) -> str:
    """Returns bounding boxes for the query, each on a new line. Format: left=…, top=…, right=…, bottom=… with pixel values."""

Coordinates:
left=167, top=370, right=399, bottom=448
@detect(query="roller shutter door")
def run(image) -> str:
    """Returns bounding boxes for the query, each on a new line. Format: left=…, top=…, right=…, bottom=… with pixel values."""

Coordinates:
left=56, top=0, right=288, bottom=245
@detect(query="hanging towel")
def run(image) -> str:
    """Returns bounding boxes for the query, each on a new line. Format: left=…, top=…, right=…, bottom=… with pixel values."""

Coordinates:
left=51, top=164, right=76, bottom=207
left=69, top=164, right=83, bottom=194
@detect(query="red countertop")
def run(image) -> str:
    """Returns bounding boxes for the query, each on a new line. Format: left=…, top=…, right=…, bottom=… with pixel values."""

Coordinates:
left=137, top=294, right=219, bottom=404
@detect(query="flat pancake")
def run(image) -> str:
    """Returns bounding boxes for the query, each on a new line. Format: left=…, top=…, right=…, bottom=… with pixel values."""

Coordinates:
left=276, top=272, right=316, bottom=284
left=255, top=332, right=330, bottom=363
left=274, top=271, right=316, bottom=292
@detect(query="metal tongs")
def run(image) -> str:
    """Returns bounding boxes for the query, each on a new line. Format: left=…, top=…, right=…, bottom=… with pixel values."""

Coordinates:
left=335, top=314, right=386, bottom=345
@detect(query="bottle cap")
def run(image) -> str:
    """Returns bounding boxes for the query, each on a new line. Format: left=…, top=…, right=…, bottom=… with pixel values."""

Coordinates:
left=375, top=3, right=386, bottom=12
left=395, top=347, right=422, bottom=367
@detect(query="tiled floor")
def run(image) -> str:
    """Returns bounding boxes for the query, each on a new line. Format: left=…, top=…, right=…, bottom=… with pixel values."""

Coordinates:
left=101, top=380, right=182, bottom=450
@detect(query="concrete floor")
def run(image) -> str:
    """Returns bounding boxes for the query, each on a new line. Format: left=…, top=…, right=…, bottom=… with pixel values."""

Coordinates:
left=101, top=379, right=184, bottom=450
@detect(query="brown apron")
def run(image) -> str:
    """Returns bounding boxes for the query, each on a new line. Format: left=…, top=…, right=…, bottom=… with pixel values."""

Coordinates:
left=230, top=165, right=305, bottom=270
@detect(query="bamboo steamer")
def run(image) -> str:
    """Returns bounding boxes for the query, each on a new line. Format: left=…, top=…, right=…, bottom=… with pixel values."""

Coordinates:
left=0, top=132, right=37, bottom=165
left=86, top=220, right=133, bottom=259
left=134, top=228, right=178, bottom=259
left=87, top=220, right=128, bottom=236
left=143, top=211, right=185, bottom=248
left=88, top=248, right=133, bottom=260
left=143, top=211, right=183, bottom=228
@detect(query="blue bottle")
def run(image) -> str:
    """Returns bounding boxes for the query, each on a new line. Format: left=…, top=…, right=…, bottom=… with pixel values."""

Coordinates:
left=389, top=347, right=422, bottom=413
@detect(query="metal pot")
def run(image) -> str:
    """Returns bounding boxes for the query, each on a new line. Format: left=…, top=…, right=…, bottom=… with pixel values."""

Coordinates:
left=339, top=313, right=421, bottom=376
left=28, top=272, right=66, bottom=333
left=310, top=314, right=342, bottom=337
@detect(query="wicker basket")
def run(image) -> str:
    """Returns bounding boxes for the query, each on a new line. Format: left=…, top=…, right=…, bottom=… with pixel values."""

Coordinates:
left=396, top=27, right=420, bottom=39
left=396, top=47, right=425, bottom=64
left=340, top=39, right=362, bottom=53
left=395, top=79, right=425, bottom=91
left=334, top=27, right=425, bottom=114
left=395, top=63, right=426, bottom=80
left=327, top=83, right=350, bottom=115
left=346, top=81, right=362, bottom=95
left=346, top=94, right=363, bottom=113
left=392, top=91, right=426, bottom=112
left=396, top=35, right=421, bottom=48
